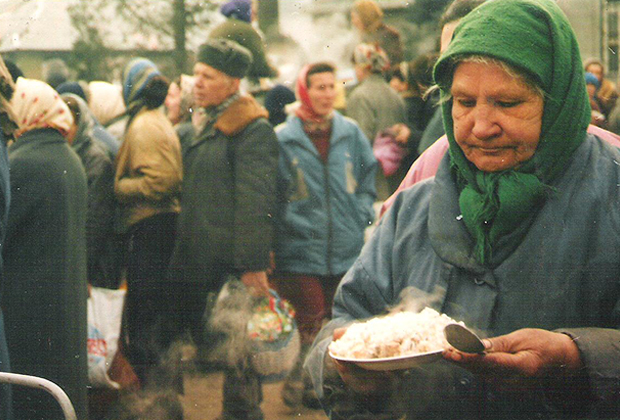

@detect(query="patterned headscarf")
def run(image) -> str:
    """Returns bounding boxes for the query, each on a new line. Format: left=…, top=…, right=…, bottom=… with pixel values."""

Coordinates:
left=433, top=0, right=590, bottom=266
left=10, top=78, right=73, bottom=138
left=0, top=57, right=18, bottom=141
left=122, top=58, right=162, bottom=114
left=352, top=43, right=390, bottom=74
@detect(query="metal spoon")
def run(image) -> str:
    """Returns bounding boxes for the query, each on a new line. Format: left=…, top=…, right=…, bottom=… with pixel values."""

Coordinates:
left=444, top=323, right=486, bottom=354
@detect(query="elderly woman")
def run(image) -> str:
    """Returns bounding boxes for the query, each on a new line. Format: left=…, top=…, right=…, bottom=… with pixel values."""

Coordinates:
left=306, top=1, right=620, bottom=419
left=5, top=78, right=88, bottom=420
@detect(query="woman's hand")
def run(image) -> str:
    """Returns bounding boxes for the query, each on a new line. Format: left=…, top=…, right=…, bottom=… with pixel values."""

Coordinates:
left=443, top=328, right=583, bottom=389
left=330, top=328, right=399, bottom=395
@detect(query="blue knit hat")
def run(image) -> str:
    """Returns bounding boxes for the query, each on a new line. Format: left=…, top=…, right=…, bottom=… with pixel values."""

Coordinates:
left=220, top=0, right=252, bottom=23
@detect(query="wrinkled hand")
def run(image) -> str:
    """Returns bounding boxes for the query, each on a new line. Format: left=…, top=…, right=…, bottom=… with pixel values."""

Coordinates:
left=330, top=328, right=399, bottom=395
left=240, top=270, right=270, bottom=297
left=391, top=123, right=411, bottom=145
left=443, top=328, right=583, bottom=389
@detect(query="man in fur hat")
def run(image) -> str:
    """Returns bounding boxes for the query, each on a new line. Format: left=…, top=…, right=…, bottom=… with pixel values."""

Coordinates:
left=170, top=38, right=279, bottom=420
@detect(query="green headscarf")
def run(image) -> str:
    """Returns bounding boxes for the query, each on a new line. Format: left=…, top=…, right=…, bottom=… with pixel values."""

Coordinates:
left=433, top=0, right=590, bottom=266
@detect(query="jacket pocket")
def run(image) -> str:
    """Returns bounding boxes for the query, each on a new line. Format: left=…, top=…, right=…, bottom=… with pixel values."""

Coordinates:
left=288, top=158, right=309, bottom=201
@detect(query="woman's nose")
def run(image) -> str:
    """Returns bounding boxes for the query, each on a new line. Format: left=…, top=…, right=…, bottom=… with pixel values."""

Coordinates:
left=471, top=105, right=501, bottom=139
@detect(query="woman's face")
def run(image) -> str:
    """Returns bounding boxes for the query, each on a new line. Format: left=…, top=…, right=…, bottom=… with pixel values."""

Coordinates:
left=307, top=71, right=336, bottom=116
left=451, top=61, right=544, bottom=172
left=165, top=81, right=181, bottom=123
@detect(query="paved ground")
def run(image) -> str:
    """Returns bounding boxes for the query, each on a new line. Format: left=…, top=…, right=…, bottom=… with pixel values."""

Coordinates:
left=180, top=370, right=328, bottom=420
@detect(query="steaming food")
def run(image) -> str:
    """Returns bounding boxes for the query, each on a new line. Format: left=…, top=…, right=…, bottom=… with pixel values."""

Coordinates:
left=329, top=308, right=461, bottom=359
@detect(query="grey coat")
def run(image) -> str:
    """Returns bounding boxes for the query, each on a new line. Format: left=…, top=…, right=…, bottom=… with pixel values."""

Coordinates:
left=346, top=74, right=406, bottom=144
left=307, top=134, right=620, bottom=419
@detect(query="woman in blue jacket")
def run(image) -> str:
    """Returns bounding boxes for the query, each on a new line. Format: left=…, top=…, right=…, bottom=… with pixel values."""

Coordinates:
left=272, top=62, right=377, bottom=408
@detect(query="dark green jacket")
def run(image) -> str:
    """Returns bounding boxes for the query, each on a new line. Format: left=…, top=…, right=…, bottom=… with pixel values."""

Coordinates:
left=3, top=128, right=88, bottom=420
left=171, top=96, right=278, bottom=288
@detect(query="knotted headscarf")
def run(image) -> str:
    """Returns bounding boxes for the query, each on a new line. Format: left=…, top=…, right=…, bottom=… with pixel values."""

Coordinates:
left=0, top=57, right=18, bottom=141
left=122, top=58, right=162, bottom=115
left=10, top=78, right=73, bottom=138
left=352, top=43, right=390, bottom=74
left=433, top=0, right=590, bottom=266
left=294, top=64, right=334, bottom=130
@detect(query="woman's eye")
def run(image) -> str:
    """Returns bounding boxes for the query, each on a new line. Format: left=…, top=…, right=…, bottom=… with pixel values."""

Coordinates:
left=456, top=99, right=476, bottom=108
left=497, top=101, right=520, bottom=108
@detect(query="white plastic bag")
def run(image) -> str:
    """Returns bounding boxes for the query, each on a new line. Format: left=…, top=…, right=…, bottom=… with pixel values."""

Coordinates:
left=87, top=286, right=126, bottom=389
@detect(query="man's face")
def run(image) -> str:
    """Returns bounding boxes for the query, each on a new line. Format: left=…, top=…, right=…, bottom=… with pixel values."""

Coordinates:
left=193, top=62, right=238, bottom=108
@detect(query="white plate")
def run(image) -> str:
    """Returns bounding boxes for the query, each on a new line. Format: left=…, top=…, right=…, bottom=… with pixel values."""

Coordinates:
left=329, top=349, right=444, bottom=371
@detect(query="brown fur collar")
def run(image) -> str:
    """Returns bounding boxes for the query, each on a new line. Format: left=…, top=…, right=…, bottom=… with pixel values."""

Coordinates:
left=215, top=95, right=269, bottom=136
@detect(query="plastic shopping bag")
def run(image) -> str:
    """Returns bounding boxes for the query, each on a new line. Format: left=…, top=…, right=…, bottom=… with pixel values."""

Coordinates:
left=87, top=286, right=126, bottom=389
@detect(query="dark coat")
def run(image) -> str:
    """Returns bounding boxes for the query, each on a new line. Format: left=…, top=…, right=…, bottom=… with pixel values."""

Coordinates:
left=73, top=132, right=117, bottom=287
left=171, top=96, right=278, bottom=288
left=0, top=133, right=10, bottom=420
left=2, top=128, right=88, bottom=420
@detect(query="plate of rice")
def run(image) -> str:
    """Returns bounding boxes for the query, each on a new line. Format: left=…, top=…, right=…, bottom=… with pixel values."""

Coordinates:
left=328, top=308, right=461, bottom=371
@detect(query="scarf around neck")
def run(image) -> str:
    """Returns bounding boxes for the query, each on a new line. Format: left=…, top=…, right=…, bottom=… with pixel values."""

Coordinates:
left=433, top=0, right=590, bottom=266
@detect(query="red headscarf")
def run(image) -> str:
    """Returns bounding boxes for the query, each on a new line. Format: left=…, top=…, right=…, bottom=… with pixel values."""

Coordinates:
left=294, top=64, right=333, bottom=125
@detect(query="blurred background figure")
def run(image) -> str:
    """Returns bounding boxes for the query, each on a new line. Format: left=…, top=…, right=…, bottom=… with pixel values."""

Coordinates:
left=89, top=80, right=128, bottom=141
left=58, top=81, right=121, bottom=159
left=388, top=53, right=439, bottom=186
left=165, top=74, right=196, bottom=154
left=416, top=0, right=487, bottom=156
left=584, top=57, right=618, bottom=118
left=272, top=62, right=376, bottom=409
left=41, top=58, right=70, bottom=89
left=115, top=58, right=183, bottom=389
left=585, top=71, right=606, bottom=128
left=350, top=0, right=403, bottom=67
left=62, top=93, right=118, bottom=289
left=264, top=84, right=295, bottom=127
left=5, top=77, right=88, bottom=420
left=347, top=42, right=406, bottom=200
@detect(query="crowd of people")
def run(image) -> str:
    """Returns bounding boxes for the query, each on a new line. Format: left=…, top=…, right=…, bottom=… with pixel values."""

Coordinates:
left=1, top=0, right=620, bottom=419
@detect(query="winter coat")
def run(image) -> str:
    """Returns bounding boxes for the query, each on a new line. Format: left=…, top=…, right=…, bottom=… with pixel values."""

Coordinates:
left=306, top=134, right=620, bottom=420
left=274, top=112, right=377, bottom=276
left=346, top=74, right=406, bottom=144
left=171, top=95, right=278, bottom=287
left=114, top=108, right=182, bottom=234
left=2, top=128, right=88, bottom=420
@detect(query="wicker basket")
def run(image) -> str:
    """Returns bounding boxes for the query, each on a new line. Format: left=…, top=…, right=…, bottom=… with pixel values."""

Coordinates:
left=247, top=290, right=301, bottom=383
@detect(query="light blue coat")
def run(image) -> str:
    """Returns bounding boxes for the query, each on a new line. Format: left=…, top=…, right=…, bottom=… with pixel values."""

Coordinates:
left=307, top=134, right=620, bottom=419
left=274, top=111, right=377, bottom=276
